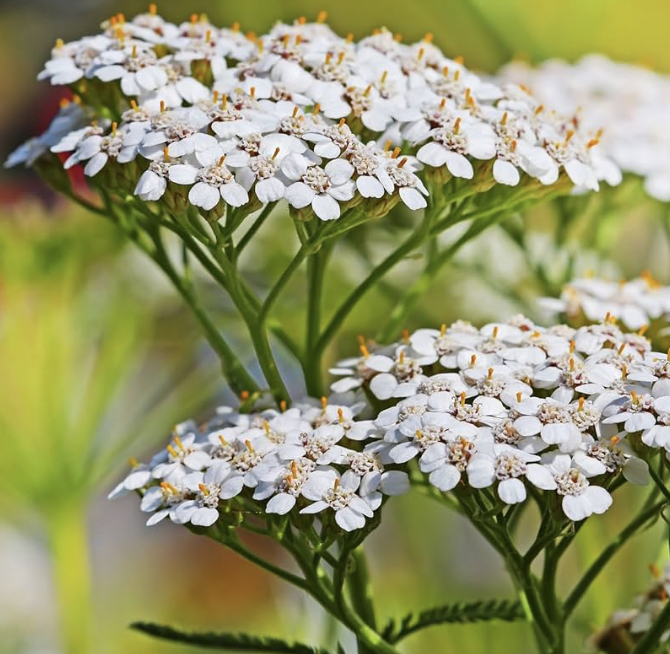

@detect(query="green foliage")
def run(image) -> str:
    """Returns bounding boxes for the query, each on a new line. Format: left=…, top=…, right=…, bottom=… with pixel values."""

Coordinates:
left=131, top=622, right=331, bottom=654
left=381, top=598, right=525, bottom=643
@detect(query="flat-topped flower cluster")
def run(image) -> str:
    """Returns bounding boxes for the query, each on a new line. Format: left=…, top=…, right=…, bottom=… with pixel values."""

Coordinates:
left=8, top=8, right=618, bottom=220
left=115, top=313, right=670, bottom=530
left=498, top=54, right=670, bottom=201
left=540, top=273, right=670, bottom=331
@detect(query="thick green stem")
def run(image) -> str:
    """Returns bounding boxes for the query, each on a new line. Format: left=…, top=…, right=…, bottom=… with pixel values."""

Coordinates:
left=305, top=243, right=333, bottom=397
left=47, top=499, right=92, bottom=654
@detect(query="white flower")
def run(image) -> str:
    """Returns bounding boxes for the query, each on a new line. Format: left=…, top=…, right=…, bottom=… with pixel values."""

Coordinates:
left=176, top=461, right=245, bottom=527
left=416, top=116, right=496, bottom=178
left=543, top=452, right=612, bottom=521
left=300, top=469, right=374, bottom=531
left=169, top=157, right=250, bottom=210
left=150, top=432, right=212, bottom=480
left=91, top=43, right=169, bottom=96
left=282, top=155, right=355, bottom=220
left=513, top=397, right=583, bottom=452
left=253, top=457, right=320, bottom=515
left=467, top=444, right=556, bottom=503
left=140, top=478, right=188, bottom=526
left=419, top=429, right=489, bottom=491
left=65, top=122, right=146, bottom=176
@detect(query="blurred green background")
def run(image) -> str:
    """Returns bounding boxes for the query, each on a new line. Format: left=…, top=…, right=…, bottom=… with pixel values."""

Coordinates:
left=1, top=2, right=670, bottom=654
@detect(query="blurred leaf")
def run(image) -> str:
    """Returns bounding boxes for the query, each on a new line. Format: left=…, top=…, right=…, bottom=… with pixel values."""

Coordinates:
left=131, top=622, right=332, bottom=653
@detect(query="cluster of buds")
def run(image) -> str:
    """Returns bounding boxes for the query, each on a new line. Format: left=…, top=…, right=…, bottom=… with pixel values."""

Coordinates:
left=592, top=563, right=670, bottom=654
left=7, top=8, right=618, bottom=221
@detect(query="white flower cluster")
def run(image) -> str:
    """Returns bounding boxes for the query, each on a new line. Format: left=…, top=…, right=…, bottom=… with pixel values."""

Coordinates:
left=540, top=273, right=670, bottom=331
left=498, top=54, right=670, bottom=200
left=8, top=8, right=617, bottom=218
left=329, top=314, right=670, bottom=521
left=110, top=399, right=410, bottom=532
left=593, top=563, right=670, bottom=652
left=115, top=311, right=670, bottom=530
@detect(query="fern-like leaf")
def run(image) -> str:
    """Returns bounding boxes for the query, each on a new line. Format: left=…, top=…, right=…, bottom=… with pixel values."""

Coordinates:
left=382, top=598, right=525, bottom=643
left=131, top=622, right=331, bottom=653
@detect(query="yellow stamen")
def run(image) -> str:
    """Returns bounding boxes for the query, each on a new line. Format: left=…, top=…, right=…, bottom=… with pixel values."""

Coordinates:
left=423, top=32, right=434, bottom=43
left=511, top=140, right=517, bottom=152
left=454, top=55, right=464, bottom=65
left=333, top=477, right=340, bottom=491
left=313, top=103, right=321, bottom=115
left=440, top=97, right=447, bottom=109
left=453, top=117, right=461, bottom=134
left=321, top=396, right=328, bottom=409
left=325, top=52, right=332, bottom=64
left=220, top=93, right=228, bottom=109
left=338, top=117, right=346, bottom=127
left=650, top=563, right=662, bottom=579
left=280, top=399, right=287, bottom=412
left=417, top=47, right=425, bottom=61
left=380, top=70, right=388, bottom=85
left=391, top=146, right=401, bottom=159
left=174, top=435, right=185, bottom=451
left=569, top=357, right=575, bottom=372
left=618, top=343, right=626, bottom=355
left=440, top=323, right=447, bottom=337
left=190, top=13, right=198, bottom=24
left=198, top=483, right=210, bottom=496
left=610, top=435, right=620, bottom=446
left=516, top=391, right=523, bottom=403
left=292, top=106, right=299, bottom=118
left=360, top=344, right=370, bottom=358
left=492, top=326, right=499, bottom=340
left=534, top=104, right=544, bottom=115
left=638, top=324, right=649, bottom=336
left=622, top=364, right=628, bottom=379
left=337, top=408, right=345, bottom=423
left=442, top=66, right=449, bottom=77
left=501, top=111, right=508, bottom=126
left=159, top=100, right=166, bottom=113
left=130, top=99, right=139, bottom=112
left=587, top=138, right=599, bottom=149
left=398, top=157, right=408, bottom=168
left=578, top=397, right=585, bottom=411
left=470, top=354, right=477, bottom=367
left=460, top=391, right=466, bottom=406
left=295, top=34, right=303, bottom=46
left=166, top=444, right=178, bottom=458
left=218, top=434, right=228, bottom=447
left=161, top=481, right=178, bottom=494
left=291, top=460, right=299, bottom=477
left=111, top=121, right=118, bottom=136
left=59, top=98, right=71, bottom=109
left=231, top=21, right=240, bottom=32
left=564, top=130, right=575, bottom=144
left=454, top=70, right=461, bottom=82
left=240, top=389, right=250, bottom=401
left=317, top=10, right=328, bottom=23
left=402, top=328, right=410, bottom=341
left=399, top=350, right=406, bottom=364
left=337, top=51, right=345, bottom=65
left=262, top=420, right=270, bottom=435
left=364, top=84, right=372, bottom=97
left=129, top=456, right=139, bottom=468
left=487, top=367, right=494, bottom=380
left=149, top=3, right=157, bottom=15
left=346, top=33, right=354, bottom=43
left=245, top=439, right=254, bottom=453
left=272, top=147, right=281, bottom=160
left=217, top=155, right=226, bottom=167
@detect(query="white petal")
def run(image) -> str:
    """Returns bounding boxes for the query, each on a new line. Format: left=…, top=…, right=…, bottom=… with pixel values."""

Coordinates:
left=498, top=478, right=527, bottom=504
left=220, top=182, right=250, bottom=207
left=189, top=182, right=220, bottom=210
left=312, top=193, right=341, bottom=221
left=493, top=159, right=520, bottom=186
left=266, top=493, right=296, bottom=515
left=285, top=181, right=315, bottom=208
left=429, top=465, right=461, bottom=491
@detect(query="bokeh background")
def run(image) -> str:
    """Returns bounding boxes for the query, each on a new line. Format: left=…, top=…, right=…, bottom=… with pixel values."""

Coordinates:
left=2, top=1, right=670, bottom=653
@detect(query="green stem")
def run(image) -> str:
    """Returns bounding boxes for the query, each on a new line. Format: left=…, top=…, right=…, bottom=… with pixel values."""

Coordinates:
left=235, top=203, right=275, bottom=257
left=47, top=499, right=92, bottom=654
left=305, top=242, right=333, bottom=397
left=348, top=547, right=377, bottom=630
left=314, top=209, right=434, bottom=359
left=150, top=232, right=259, bottom=396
